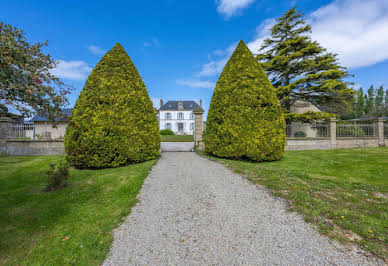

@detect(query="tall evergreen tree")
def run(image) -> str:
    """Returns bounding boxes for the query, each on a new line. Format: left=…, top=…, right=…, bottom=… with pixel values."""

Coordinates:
left=65, top=43, right=160, bottom=168
left=354, top=87, right=365, bottom=118
left=257, top=8, right=355, bottom=121
left=205, top=41, right=285, bottom=162
left=364, top=85, right=375, bottom=116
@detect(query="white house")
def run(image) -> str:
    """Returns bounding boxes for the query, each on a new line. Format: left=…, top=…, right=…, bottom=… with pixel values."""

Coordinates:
left=159, top=100, right=201, bottom=135
left=29, top=108, right=72, bottom=139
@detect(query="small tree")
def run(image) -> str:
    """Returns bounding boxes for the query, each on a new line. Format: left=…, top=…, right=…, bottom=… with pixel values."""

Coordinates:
left=375, top=86, right=385, bottom=116
left=0, top=22, right=71, bottom=120
left=205, top=40, right=285, bottom=162
left=65, top=43, right=160, bottom=168
left=354, top=87, right=365, bottom=118
left=257, top=8, right=355, bottom=121
left=364, top=85, right=375, bottom=116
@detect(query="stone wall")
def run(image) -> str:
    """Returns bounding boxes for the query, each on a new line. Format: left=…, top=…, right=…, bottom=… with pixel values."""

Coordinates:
left=286, top=138, right=331, bottom=150
left=285, top=137, right=382, bottom=150
left=6, top=139, right=65, bottom=156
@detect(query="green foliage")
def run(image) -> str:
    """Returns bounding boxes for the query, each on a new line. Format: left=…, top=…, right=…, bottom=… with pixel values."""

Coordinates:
left=205, top=40, right=285, bottom=162
left=256, top=8, right=355, bottom=121
left=354, top=87, right=365, bottom=118
left=0, top=22, right=72, bottom=120
left=365, top=85, right=375, bottom=116
left=294, top=131, right=306, bottom=137
left=44, top=161, right=69, bottom=191
left=353, top=85, right=387, bottom=118
left=160, top=129, right=174, bottom=135
left=285, top=111, right=335, bottom=123
left=65, top=43, right=160, bottom=168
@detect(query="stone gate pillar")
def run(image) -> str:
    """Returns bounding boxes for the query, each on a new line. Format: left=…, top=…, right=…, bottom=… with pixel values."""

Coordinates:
left=329, top=118, right=337, bottom=149
left=377, top=117, right=385, bottom=147
left=0, top=117, right=12, bottom=156
left=193, top=106, right=204, bottom=150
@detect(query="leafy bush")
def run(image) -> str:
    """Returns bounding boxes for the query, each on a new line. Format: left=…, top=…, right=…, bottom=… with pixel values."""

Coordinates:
left=160, top=129, right=174, bottom=135
left=65, top=43, right=160, bottom=168
left=44, top=161, right=69, bottom=191
left=205, top=40, right=285, bottom=162
left=294, top=131, right=306, bottom=137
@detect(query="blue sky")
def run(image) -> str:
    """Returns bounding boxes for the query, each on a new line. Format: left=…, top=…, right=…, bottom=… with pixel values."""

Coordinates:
left=2, top=0, right=388, bottom=118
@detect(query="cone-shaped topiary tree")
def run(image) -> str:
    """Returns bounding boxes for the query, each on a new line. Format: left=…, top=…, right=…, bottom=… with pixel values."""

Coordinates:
left=65, top=43, right=160, bottom=168
left=205, top=40, right=285, bottom=161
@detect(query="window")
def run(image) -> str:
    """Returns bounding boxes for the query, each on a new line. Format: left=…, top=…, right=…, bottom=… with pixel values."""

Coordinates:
left=190, top=113, right=194, bottom=119
left=178, top=112, right=184, bottom=119
left=190, top=123, right=195, bottom=130
left=165, top=113, right=171, bottom=119
left=178, top=103, right=183, bottom=109
left=165, top=123, right=171, bottom=130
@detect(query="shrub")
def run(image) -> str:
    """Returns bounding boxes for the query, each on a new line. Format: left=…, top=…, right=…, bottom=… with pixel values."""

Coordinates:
left=44, top=161, right=69, bottom=191
left=160, top=129, right=174, bottom=135
left=65, top=43, right=160, bottom=168
left=205, top=40, right=285, bottom=162
left=294, top=131, right=306, bottom=137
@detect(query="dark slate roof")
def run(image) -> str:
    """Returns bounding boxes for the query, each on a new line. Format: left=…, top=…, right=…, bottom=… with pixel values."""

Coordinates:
left=159, top=100, right=199, bottom=111
left=30, top=108, right=73, bottom=122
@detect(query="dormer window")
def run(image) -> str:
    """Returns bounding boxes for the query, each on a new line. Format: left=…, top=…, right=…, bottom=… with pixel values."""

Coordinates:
left=178, top=103, right=183, bottom=109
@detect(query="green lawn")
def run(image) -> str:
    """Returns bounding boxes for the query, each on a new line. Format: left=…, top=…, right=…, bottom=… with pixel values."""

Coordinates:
left=201, top=147, right=388, bottom=260
left=160, top=134, right=194, bottom=142
left=0, top=155, right=156, bottom=265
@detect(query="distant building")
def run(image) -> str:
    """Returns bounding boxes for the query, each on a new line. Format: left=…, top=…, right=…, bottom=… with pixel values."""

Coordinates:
left=29, top=108, right=72, bottom=139
left=158, top=100, right=201, bottom=135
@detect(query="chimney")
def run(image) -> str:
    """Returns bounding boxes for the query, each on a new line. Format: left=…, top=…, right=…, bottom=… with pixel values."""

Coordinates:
left=160, top=99, right=163, bottom=108
left=200, top=99, right=202, bottom=107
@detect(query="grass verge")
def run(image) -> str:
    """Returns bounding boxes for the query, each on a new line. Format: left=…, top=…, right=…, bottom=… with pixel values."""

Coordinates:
left=199, top=147, right=388, bottom=261
left=160, top=134, right=194, bottom=142
left=0, top=155, right=156, bottom=265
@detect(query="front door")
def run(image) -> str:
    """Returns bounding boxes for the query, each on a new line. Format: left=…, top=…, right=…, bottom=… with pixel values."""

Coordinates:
left=178, top=123, right=184, bottom=132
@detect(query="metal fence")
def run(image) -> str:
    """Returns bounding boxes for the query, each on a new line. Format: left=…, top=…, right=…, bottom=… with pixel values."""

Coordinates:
left=286, top=122, right=329, bottom=138
left=336, top=121, right=376, bottom=137
left=10, top=123, right=66, bottom=140
left=11, top=124, right=35, bottom=139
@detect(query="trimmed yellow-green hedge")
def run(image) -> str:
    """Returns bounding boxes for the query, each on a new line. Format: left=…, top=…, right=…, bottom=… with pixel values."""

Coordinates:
left=205, top=40, right=285, bottom=161
left=65, top=43, right=160, bottom=168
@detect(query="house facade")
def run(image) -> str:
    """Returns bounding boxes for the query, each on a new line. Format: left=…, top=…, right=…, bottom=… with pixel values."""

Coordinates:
left=29, top=108, right=72, bottom=139
left=159, top=100, right=201, bottom=135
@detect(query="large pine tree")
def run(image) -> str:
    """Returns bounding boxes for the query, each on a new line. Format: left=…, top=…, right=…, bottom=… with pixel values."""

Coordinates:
left=257, top=8, right=355, bottom=121
left=65, top=43, right=160, bottom=168
left=205, top=40, right=285, bottom=162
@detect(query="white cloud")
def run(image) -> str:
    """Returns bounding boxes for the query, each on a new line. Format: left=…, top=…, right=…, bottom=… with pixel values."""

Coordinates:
left=197, top=58, right=228, bottom=77
left=309, top=0, right=388, bottom=68
left=247, top=0, right=388, bottom=69
left=216, top=0, right=255, bottom=18
left=144, top=37, right=160, bottom=48
left=247, top=18, right=275, bottom=54
left=51, top=60, right=92, bottom=81
left=197, top=43, right=237, bottom=77
left=176, top=79, right=215, bottom=89
left=88, top=45, right=106, bottom=56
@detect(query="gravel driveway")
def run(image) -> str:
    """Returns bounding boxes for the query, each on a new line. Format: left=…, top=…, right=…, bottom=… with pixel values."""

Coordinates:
left=104, top=152, right=381, bottom=265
